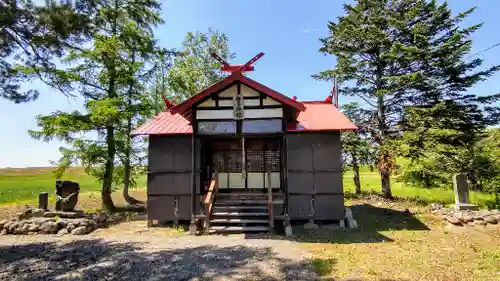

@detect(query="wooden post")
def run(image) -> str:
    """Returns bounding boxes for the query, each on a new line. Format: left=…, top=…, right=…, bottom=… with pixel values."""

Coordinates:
left=267, top=172, right=274, bottom=232
left=189, top=133, right=198, bottom=235
left=38, top=192, right=48, bottom=210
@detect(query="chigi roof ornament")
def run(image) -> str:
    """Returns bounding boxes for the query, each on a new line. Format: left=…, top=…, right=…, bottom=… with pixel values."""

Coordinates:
left=210, top=51, right=265, bottom=74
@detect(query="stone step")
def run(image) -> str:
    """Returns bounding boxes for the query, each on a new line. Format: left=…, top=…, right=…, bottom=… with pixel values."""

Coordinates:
left=209, top=226, right=269, bottom=233
left=210, top=218, right=269, bottom=224
left=212, top=212, right=268, bottom=217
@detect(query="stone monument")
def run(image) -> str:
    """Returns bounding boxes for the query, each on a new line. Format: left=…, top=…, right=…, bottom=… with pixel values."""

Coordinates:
left=55, top=180, right=80, bottom=212
left=452, top=173, right=477, bottom=211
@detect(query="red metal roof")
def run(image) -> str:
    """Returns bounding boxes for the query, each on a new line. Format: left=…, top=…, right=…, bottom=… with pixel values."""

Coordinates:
left=133, top=102, right=356, bottom=135
left=133, top=111, right=192, bottom=135
left=169, top=72, right=306, bottom=114
left=287, top=102, right=357, bottom=132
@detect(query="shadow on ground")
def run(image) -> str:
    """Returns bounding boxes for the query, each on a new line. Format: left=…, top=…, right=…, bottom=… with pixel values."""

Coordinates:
left=245, top=203, right=430, bottom=244
left=0, top=238, right=326, bottom=281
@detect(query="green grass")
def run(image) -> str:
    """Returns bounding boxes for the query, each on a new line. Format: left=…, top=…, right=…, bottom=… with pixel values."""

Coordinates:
left=0, top=166, right=495, bottom=208
left=0, top=167, right=146, bottom=205
left=343, top=171, right=496, bottom=208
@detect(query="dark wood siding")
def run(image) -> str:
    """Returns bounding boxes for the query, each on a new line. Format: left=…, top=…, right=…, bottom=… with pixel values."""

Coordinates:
left=147, top=135, right=201, bottom=223
left=287, top=132, right=344, bottom=220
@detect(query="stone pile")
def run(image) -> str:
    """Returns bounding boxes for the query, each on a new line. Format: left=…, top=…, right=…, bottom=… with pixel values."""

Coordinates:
left=0, top=206, right=125, bottom=235
left=430, top=203, right=500, bottom=226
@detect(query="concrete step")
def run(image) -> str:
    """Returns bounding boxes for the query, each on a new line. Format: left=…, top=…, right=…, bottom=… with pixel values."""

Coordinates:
left=214, top=205, right=268, bottom=210
left=209, top=226, right=269, bottom=233
left=212, top=212, right=268, bottom=217
left=210, top=218, right=269, bottom=224
left=216, top=199, right=284, bottom=205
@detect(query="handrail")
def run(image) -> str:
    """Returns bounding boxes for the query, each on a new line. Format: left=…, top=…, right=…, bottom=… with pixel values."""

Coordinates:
left=267, top=172, right=274, bottom=232
left=203, top=172, right=219, bottom=234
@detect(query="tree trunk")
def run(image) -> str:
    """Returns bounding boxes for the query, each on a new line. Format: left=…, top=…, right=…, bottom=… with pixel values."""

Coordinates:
left=102, top=124, right=116, bottom=211
left=380, top=169, right=392, bottom=198
left=122, top=52, right=143, bottom=205
left=352, top=153, right=361, bottom=194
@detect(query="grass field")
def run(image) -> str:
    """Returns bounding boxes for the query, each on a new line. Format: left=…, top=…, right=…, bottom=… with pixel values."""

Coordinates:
left=0, top=166, right=495, bottom=208
left=0, top=167, right=146, bottom=206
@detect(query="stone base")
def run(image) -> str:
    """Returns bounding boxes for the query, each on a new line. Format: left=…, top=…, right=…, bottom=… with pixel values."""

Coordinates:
left=453, top=203, right=478, bottom=211
left=43, top=210, right=85, bottom=218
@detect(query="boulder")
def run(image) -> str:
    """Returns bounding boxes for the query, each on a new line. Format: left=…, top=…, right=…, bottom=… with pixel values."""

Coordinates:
left=71, top=226, right=87, bottom=235
left=2, top=220, right=12, bottom=230
left=32, top=208, right=45, bottom=218
left=93, top=213, right=108, bottom=224
left=0, top=229, right=7, bottom=235
left=57, top=228, right=69, bottom=236
left=473, top=220, right=487, bottom=226
left=58, top=219, right=69, bottom=228
left=17, top=208, right=33, bottom=220
left=484, top=216, right=497, bottom=224
left=9, top=222, right=19, bottom=232
left=66, top=223, right=75, bottom=233
left=462, top=214, right=474, bottom=223
left=0, top=220, right=6, bottom=229
left=44, top=211, right=84, bottom=218
left=31, top=217, right=54, bottom=225
left=28, top=224, right=40, bottom=232
left=446, top=216, right=462, bottom=225
left=40, top=221, right=59, bottom=234
left=20, top=224, right=31, bottom=234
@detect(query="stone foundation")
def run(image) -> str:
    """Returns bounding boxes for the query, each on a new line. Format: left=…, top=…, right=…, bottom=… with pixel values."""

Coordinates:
left=431, top=204, right=500, bottom=226
left=0, top=207, right=126, bottom=236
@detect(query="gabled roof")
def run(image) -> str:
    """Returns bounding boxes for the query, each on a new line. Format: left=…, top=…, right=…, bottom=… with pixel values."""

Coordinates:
left=287, top=102, right=357, bottom=132
left=169, top=72, right=306, bottom=114
left=133, top=102, right=357, bottom=135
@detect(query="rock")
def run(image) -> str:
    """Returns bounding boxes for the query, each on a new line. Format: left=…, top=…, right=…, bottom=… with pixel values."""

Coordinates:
left=3, top=221, right=12, bottom=231
left=473, top=220, right=487, bottom=226
left=58, top=219, right=69, bottom=228
left=28, top=231, right=37, bottom=235
left=429, top=203, right=443, bottom=211
left=31, top=217, right=53, bottom=225
left=0, top=229, right=7, bottom=235
left=17, top=208, right=33, bottom=220
left=67, top=223, right=75, bottom=233
left=303, top=221, right=319, bottom=230
left=71, top=226, right=87, bottom=235
left=20, top=224, right=31, bottom=234
left=484, top=216, right=498, bottom=224
left=446, top=216, right=462, bottom=225
left=462, top=214, right=474, bottom=223
left=28, top=224, right=40, bottom=232
left=472, top=212, right=484, bottom=221
left=93, top=213, right=108, bottom=224
left=43, top=211, right=84, bottom=218
left=72, top=218, right=91, bottom=227
left=0, top=220, right=6, bottom=229
left=40, top=221, right=59, bottom=234
left=57, top=228, right=69, bottom=236
left=9, top=222, right=19, bottom=232
left=32, top=208, right=45, bottom=217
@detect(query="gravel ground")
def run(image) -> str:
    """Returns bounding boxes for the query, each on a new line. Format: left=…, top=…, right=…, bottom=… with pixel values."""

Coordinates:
left=0, top=222, right=320, bottom=281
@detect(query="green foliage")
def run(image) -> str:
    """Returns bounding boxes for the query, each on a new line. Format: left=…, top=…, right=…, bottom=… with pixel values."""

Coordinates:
left=318, top=0, right=500, bottom=198
left=24, top=0, right=163, bottom=210
left=166, top=28, right=234, bottom=101
left=1, top=0, right=93, bottom=102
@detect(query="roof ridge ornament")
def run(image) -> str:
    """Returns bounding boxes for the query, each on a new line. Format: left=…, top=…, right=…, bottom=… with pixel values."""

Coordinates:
left=210, top=51, right=265, bottom=74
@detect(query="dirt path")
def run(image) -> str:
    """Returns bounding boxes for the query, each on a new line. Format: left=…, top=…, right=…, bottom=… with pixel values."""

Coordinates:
left=0, top=221, right=320, bottom=281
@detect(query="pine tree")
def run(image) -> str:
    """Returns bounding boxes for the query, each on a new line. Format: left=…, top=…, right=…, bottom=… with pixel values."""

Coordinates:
left=397, top=2, right=500, bottom=190
left=1, top=0, right=93, bottom=102
left=316, top=0, right=499, bottom=197
left=27, top=0, right=163, bottom=211
left=341, top=102, right=375, bottom=194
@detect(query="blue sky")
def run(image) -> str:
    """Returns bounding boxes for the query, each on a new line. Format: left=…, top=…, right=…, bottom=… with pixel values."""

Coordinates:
left=1, top=0, right=499, bottom=168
